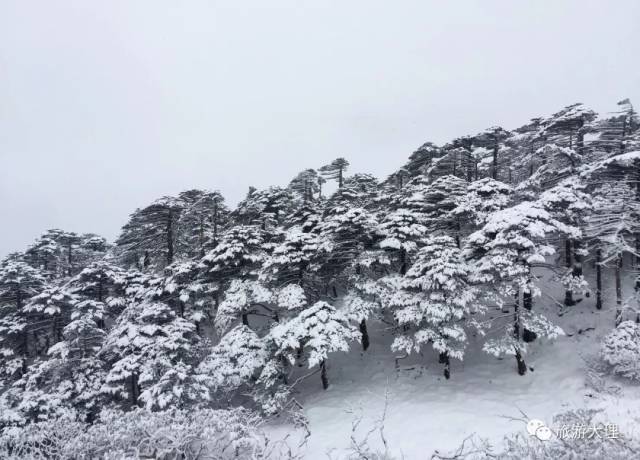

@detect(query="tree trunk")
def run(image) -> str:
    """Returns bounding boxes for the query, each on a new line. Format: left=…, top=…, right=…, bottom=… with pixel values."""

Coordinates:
left=166, top=210, right=174, bottom=265
left=596, top=247, right=603, bottom=310
left=241, top=313, right=249, bottom=326
left=67, top=241, right=73, bottom=277
left=522, top=279, right=537, bottom=343
left=515, top=349, right=527, bottom=376
left=199, top=218, right=205, bottom=258
left=359, top=319, right=370, bottom=351
left=492, top=134, right=498, bottom=180
left=439, top=352, right=451, bottom=379
left=320, top=360, right=329, bottom=389
left=513, top=287, right=527, bottom=375
left=130, top=374, right=140, bottom=407
left=615, top=253, right=623, bottom=326
left=400, top=248, right=408, bottom=275
left=564, top=239, right=574, bottom=306
left=212, top=201, right=219, bottom=247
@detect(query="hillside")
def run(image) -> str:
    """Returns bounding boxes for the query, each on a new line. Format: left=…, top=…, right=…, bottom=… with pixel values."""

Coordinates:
left=1, top=101, right=640, bottom=459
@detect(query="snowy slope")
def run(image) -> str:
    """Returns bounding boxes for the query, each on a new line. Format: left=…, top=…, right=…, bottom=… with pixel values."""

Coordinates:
left=271, top=268, right=640, bottom=459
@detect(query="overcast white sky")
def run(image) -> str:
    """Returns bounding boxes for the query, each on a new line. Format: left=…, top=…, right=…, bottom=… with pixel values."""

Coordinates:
left=1, top=0, right=639, bottom=257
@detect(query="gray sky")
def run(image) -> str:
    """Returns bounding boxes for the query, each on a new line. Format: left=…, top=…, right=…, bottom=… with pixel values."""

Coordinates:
left=1, top=0, right=639, bottom=257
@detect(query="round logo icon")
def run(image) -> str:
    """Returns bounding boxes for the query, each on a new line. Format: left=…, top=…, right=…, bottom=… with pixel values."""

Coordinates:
left=526, top=419, right=552, bottom=441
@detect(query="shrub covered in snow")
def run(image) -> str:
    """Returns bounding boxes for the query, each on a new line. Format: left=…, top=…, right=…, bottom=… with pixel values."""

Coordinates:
left=0, top=407, right=294, bottom=460
left=433, top=409, right=640, bottom=460
left=601, top=320, right=640, bottom=380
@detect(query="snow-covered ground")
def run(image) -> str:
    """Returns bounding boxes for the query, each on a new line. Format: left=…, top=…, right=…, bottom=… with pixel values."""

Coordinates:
left=271, top=271, right=640, bottom=459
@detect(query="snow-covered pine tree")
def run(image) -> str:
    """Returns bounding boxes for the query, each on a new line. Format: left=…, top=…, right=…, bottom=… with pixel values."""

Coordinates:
left=66, top=260, right=128, bottom=321
left=464, top=201, right=568, bottom=375
left=215, top=279, right=273, bottom=334
left=23, top=229, right=91, bottom=279
left=268, top=300, right=359, bottom=389
left=390, top=235, right=480, bottom=379
left=261, top=227, right=323, bottom=307
left=319, top=157, right=350, bottom=189
left=402, top=175, right=467, bottom=243
left=288, top=168, right=322, bottom=203
left=378, top=208, right=427, bottom=275
left=3, top=285, right=109, bottom=424
left=116, top=196, right=184, bottom=271
left=177, top=189, right=229, bottom=258
left=100, top=298, right=209, bottom=410
left=581, top=148, right=640, bottom=321
left=233, top=186, right=294, bottom=232
left=159, top=260, right=213, bottom=332
left=198, top=324, right=268, bottom=396
left=344, top=250, right=395, bottom=351
left=601, top=320, right=640, bottom=380
left=0, top=259, right=47, bottom=382
left=393, top=142, right=443, bottom=181
left=452, top=178, right=513, bottom=228
left=537, top=180, right=592, bottom=307
left=318, top=206, right=379, bottom=297
left=23, top=286, right=77, bottom=354
left=201, top=225, right=268, bottom=329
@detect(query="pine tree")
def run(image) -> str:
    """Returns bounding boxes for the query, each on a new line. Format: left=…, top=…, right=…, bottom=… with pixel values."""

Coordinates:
left=288, top=169, right=321, bottom=203
left=390, top=236, right=480, bottom=379
left=465, top=201, right=568, bottom=375
left=452, top=178, right=513, bottom=227
left=344, top=250, right=395, bottom=351
left=0, top=259, right=47, bottom=382
left=5, top=288, right=108, bottom=423
left=268, top=301, right=359, bottom=389
left=23, top=286, right=77, bottom=354
left=100, top=299, right=208, bottom=410
left=379, top=209, right=428, bottom=275
left=116, top=196, right=184, bottom=270
left=198, top=325, right=268, bottom=394
left=319, top=158, right=350, bottom=188
left=177, top=189, right=229, bottom=257
left=262, top=227, right=324, bottom=305
left=215, top=279, right=273, bottom=333
left=538, top=180, right=592, bottom=307
left=24, top=229, right=92, bottom=279
left=233, top=186, right=294, bottom=231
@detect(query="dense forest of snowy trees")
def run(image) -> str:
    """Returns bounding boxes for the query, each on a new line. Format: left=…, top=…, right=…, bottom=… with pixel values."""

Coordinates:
left=2, top=100, right=640, bottom=458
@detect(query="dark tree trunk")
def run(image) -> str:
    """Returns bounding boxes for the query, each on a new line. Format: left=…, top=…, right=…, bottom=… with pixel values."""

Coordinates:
left=97, top=279, right=106, bottom=328
left=522, top=280, right=537, bottom=343
left=515, top=349, right=527, bottom=376
left=241, top=313, right=249, bottom=326
left=400, top=248, right=408, bottom=275
left=296, top=344, right=304, bottom=367
left=320, top=360, right=329, bottom=389
left=67, top=242, right=73, bottom=276
left=596, top=247, right=603, bottom=310
left=439, top=352, right=451, bottom=379
left=212, top=201, right=219, bottom=247
left=359, top=319, right=370, bottom=351
left=564, top=239, right=574, bottom=306
left=492, top=134, right=498, bottom=180
left=513, top=287, right=527, bottom=375
left=615, top=253, right=623, bottom=326
left=199, top=218, right=205, bottom=258
left=130, top=374, right=140, bottom=407
left=166, top=210, right=174, bottom=265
